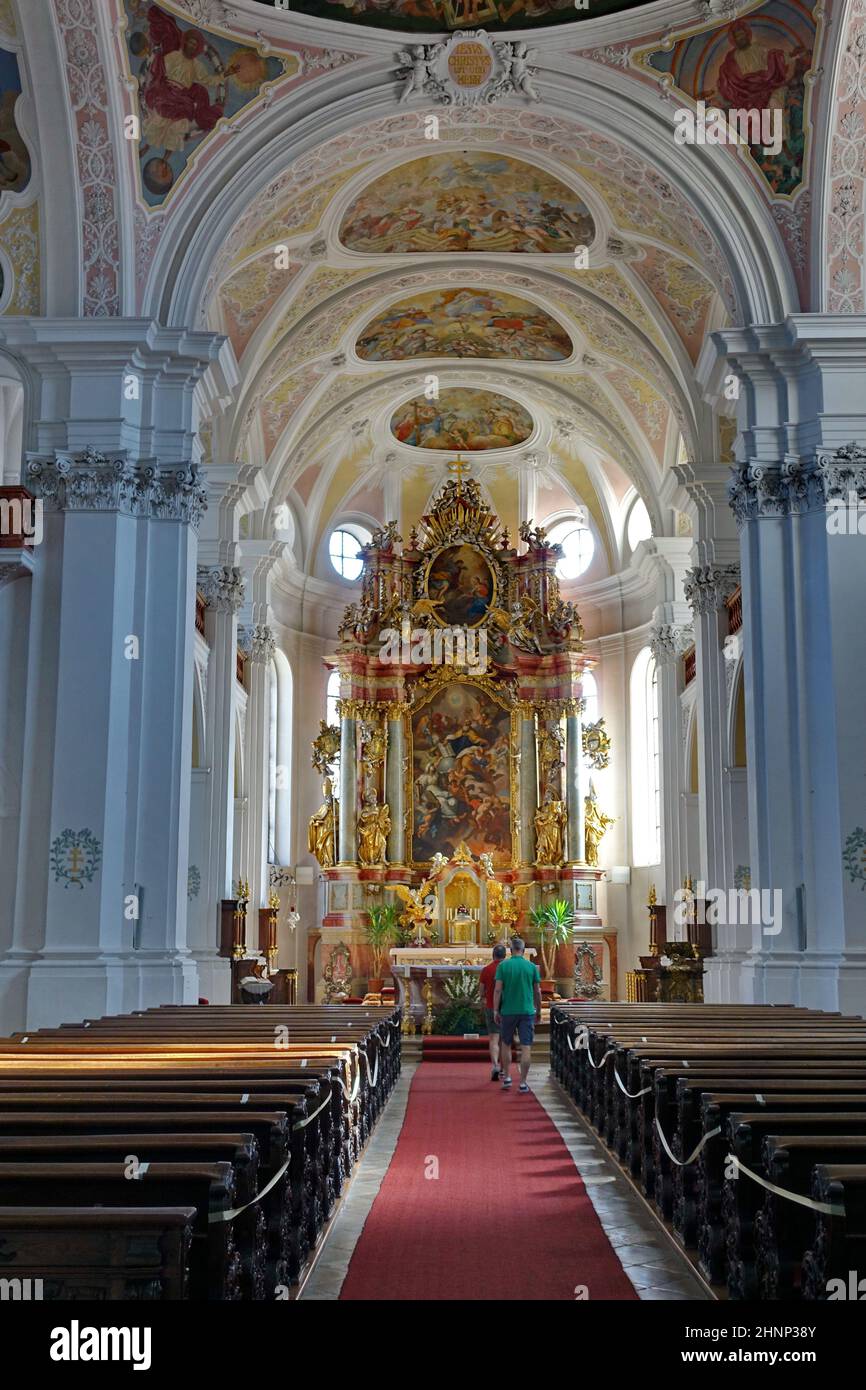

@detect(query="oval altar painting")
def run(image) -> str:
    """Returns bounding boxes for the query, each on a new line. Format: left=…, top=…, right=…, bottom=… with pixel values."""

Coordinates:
left=390, top=388, right=533, bottom=451
left=339, top=152, right=595, bottom=254
left=426, top=545, right=496, bottom=628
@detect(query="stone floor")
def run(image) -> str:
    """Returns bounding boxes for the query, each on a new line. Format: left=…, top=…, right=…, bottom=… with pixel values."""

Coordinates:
left=300, top=1062, right=710, bottom=1301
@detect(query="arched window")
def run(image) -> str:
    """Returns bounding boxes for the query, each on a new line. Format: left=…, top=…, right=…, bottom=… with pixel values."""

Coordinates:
left=328, top=524, right=371, bottom=581
left=630, top=646, right=661, bottom=866
left=626, top=497, right=652, bottom=552
left=581, top=670, right=598, bottom=728
left=547, top=517, right=595, bottom=580
left=325, top=670, right=341, bottom=728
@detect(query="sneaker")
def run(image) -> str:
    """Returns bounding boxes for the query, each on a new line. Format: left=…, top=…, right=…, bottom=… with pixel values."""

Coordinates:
left=502, top=1076, right=512, bottom=1088
left=518, top=1082, right=530, bottom=1093
left=491, top=1068, right=500, bottom=1081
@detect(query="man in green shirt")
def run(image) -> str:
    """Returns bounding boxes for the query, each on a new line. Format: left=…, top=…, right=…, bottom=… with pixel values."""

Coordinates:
left=493, top=936, right=542, bottom=1092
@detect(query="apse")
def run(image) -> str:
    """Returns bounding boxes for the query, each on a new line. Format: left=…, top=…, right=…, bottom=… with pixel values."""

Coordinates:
left=339, top=153, right=595, bottom=254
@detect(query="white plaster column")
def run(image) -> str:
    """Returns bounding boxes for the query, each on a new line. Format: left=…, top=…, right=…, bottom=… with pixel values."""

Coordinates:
left=0, top=551, right=34, bottom=1026
left=650, top=621, right=693, bottom=909
left=238, top=622, right=277, bottom=913
left=236, top=536, right=283, bottom=913
left=701, top=317, right=866, bottom=1011
left=684, top=565, right=741, bottom=885
left=0, top=319, right=236, bottom=1031
left=192, top=562, right=245, bottom=1002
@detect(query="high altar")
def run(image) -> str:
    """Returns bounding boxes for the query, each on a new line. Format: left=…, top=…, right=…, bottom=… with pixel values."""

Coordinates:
left=307, top=463, right=617, bottom=1017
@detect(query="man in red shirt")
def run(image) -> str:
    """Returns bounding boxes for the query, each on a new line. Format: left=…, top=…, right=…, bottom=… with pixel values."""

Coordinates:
left=480, top=944, right=507, bottom=1080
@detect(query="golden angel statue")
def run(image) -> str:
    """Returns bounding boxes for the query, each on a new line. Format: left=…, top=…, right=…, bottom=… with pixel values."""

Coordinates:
left=584, top=781, right=615, bottom=867
left=534, top=793, right=566, bottom=866
left=308, top=777, right=338, bottom=867
left=357, top=795, right=391, bottom=866
left=390, top=875, right=437, bottom=943
left=488, top=879, right=531, bottom=933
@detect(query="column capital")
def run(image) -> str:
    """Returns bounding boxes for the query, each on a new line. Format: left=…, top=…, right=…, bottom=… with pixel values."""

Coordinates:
left=729, top=443, right=866, bottom=525
left=26, top=447, right=207, bottom=527
left=684, top=563, right=741, bottom=616
left=238, top=622, right=276, bottom=664
left=650, top=622, right=694, bottom=665
left=197, top=564, right=245, bottom=613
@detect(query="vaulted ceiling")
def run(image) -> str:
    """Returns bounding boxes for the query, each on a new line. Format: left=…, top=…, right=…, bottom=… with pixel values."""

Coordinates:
left=3, top=0, right=837, bottom=587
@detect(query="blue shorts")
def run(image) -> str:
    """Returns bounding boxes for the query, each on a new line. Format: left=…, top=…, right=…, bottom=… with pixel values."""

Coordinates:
left=500, top=1014, right=535, bottom=1046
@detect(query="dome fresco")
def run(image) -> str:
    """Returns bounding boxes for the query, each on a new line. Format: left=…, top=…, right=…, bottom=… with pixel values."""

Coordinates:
left=390, top=388, right=534, bottom=451
left=356, top=288, right=574, bottom=362
left=339, top=153, right=595, bottom=255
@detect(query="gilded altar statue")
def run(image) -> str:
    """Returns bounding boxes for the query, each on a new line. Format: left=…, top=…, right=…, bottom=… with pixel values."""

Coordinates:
left=308, top=777, right=338, bottom=867
left=488, top=879, right=530, bottom=933
left=538, top=722, right=564, bottom=793
left=584, top=782, right=615, bottom=867
left=534, top=793, right=566, bottom=866
left=358, top=795, right=391, bottom=866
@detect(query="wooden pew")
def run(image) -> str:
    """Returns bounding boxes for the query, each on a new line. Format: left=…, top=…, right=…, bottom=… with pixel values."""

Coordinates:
left=0, top=1163, right=241, bottom=1300
left=752, top=1136, right=866, bottom=1301
left=0, top=1133, right=265, bottom=1299
left=0, top=1207, right=196, bottom=1301
left=801, top=1165, right=866, bottom=1301
left=548, top=1002, right=866, bottom=1303
left=0, top=1002, right=402, bottom=1294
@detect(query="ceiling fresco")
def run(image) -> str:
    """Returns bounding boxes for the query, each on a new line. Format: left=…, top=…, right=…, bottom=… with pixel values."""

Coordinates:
left=123, top=0, right=288, bottom=207
left=338, top=153, right=596, bottom=253
left=356, top=287, right=573, bottom=361
left=0, top=46, right=30, bottom=195
left=249, top=0, right=660, bottom=35
left=390, top=388, right=534, bottom=450
left=635, top=2, right=819, bottom=198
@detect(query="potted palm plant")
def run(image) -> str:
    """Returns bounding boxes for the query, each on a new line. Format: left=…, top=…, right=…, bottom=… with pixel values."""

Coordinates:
left=530, top=898, right=576, bottom=990
left=363, top=902, right=399, bottom=993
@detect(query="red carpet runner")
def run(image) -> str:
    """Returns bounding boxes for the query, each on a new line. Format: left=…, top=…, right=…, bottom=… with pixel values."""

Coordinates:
left=339, top=1062, right=637, bottom=1300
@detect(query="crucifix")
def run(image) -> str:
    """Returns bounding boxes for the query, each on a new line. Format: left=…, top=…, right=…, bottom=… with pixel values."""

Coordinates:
left=447, top=454, right=471, bottom=494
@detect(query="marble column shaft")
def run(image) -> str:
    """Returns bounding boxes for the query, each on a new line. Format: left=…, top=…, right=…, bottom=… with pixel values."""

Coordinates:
left=518, top=709, right=538, bottom=866
left=385, top=714, right=406, bottom=865
left=565, top=706, right=585, bottom=863
left=338, top=713, right=358, bottom=864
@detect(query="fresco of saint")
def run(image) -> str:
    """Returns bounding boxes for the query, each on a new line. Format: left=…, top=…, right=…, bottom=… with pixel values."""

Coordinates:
left=0, top=49, right=31, bottom=195
left=125, top=2, right=285, bottom=205
left=642, top=2, right=816, bottom=197
left=412, top=685, right=511, bottom=866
